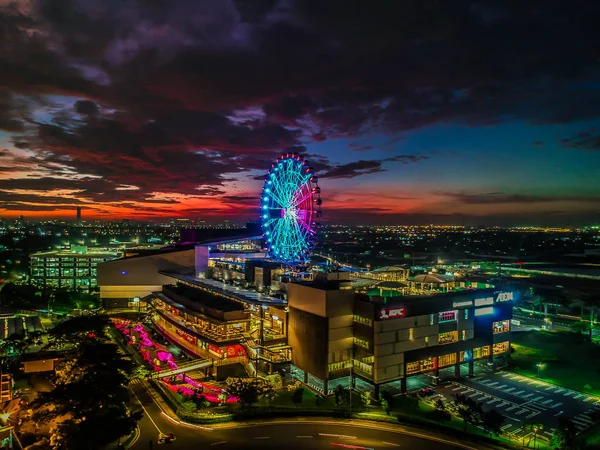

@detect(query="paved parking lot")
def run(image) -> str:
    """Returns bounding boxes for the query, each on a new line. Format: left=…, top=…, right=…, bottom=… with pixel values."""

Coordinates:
left=432, top=371, right=600, bottom=444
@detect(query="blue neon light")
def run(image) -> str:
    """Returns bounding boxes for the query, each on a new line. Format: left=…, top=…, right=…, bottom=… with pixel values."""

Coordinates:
left=260, top=155, right=318, bottom=264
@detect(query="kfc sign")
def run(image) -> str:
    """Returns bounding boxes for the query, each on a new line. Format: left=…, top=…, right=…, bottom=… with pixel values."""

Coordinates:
left=379, top=307, right=406, bottom=320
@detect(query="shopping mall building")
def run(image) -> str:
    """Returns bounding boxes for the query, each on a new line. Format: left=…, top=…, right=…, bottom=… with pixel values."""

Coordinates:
left=97, top=232, right=514, bottom=394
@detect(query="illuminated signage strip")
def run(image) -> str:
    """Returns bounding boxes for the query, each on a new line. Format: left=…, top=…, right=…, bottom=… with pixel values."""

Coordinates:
left=452, top=300, right=473, bottom=308
left=474, top=297, right=494, bottom=307
left=474, top=306, right=494, bottom=316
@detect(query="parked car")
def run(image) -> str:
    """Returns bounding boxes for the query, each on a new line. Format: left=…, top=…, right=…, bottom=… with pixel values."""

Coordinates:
left=418, top=387, right=435, bottom=397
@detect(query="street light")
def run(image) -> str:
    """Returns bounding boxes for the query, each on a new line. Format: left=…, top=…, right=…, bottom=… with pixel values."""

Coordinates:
left=536, top=362, right=544, bottom=378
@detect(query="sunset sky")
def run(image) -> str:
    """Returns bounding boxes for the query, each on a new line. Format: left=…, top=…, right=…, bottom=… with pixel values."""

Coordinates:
left=1, top=0, right=600, bottom=225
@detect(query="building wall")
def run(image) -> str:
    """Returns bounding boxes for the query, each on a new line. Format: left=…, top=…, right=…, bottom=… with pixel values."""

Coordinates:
left=23, top=359, right=57, bottom=373
left=98, top=249, right=195, bottom=300
left=288, top=306, right=328, bottom=379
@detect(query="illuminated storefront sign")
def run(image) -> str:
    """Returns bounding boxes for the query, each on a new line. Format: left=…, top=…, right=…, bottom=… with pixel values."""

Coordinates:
left=225, top=344, right=246, bottom=358
left=208, top=344, right=223, bottom=357
left=175, top=328, right=195, bottom=345
left=496, top=292, right=513, bottom=302
left=452, top=300, right=473, bottom=308
left=438, top=310, right=457, bottom=322
left=474, top=297, right=493, bottom=307
left=379, top=307, right=406, bottom=320
left=474, top=306, right=494, bottom=316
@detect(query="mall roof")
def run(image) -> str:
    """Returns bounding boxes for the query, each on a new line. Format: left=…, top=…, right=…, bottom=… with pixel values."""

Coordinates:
left=371, top=265, right=409, bottom=272
left=410, top=273, right=454, bottom=284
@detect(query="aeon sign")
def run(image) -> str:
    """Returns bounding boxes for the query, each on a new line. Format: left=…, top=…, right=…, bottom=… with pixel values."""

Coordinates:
left=379, top=307, right=406, bottom=320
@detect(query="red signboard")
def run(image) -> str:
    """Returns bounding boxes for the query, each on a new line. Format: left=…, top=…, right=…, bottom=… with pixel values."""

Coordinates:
left=379, top=307, right=406, bottom=320
left=225, top=344, right=246, bottom=358
left=175, top=328, right=195, bottom=345
left=208, top=344, right=223, bottom=356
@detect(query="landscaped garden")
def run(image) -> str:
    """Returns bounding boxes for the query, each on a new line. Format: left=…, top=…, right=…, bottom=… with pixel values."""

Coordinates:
left=510, top=330, right=600, bottom=396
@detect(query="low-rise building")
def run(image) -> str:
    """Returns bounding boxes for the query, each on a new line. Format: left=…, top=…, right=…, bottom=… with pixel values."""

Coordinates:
left=30, top=246, right=120, bottom=293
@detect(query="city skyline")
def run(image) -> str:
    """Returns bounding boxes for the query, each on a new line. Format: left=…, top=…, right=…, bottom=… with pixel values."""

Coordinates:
left=1, top=1, right=600, bottom=226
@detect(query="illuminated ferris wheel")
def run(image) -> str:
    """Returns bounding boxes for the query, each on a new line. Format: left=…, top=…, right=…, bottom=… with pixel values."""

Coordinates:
left=260, top=153, right=322, bottom=264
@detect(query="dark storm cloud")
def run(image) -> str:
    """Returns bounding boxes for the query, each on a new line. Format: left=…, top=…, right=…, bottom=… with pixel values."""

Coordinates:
left=444, top=191, right=600, bottom=205
left=560, top=132, right=600, bottom=151
left=2, top=0, right=600, bottom=214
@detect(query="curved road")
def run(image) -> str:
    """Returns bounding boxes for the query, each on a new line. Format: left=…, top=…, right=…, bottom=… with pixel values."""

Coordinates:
left=129, top=381, right=478, bottom=450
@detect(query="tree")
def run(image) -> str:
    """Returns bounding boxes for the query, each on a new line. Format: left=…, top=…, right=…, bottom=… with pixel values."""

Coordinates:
left=31, top=341, right=141, bottom=450
left=454, top=393, right=482, bottom=432
left=551, top=418, right=578, bottom=450
left=225, top=378, right=275, bottom=409
left=192, top=393, right=210, bottom=409
left=47, top=315, right=110, bottom=349
left=333, top=385, right=350, bottom=407
left=482, top=410, right=505, bottom=435
left=379, top=391, right=395, bottom=415
left=291, top=387, right=304, bottom=407
left=361, top=391, right=372, bottom=406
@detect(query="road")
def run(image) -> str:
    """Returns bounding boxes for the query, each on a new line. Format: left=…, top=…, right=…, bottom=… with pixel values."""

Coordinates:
left=431, top=371, right=600, bottom=445
left=128, top=380, right=474, bottom=450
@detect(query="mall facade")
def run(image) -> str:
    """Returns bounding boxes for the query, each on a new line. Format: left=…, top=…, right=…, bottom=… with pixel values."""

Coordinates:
left=97, top=234, right=514, bottom=393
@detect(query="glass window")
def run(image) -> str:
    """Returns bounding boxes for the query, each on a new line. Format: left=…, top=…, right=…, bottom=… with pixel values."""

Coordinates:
left=425, top=336, right=429, bottom=346
left=439, top=330, right=458, bottom=344
left=353, top=315, right=373, bottom=327
left=409, top=328, right=414, bottom=341
left=493, top=341, right=510, bottom=355
left=429, top=314, right=435, bottom=325
left=493, top=320, right=510, bottom=334
left=353, top=337, right=369, bottom=350
left=464, top=309, right=469, bottom=320
left=438, top=353, right=457, bottom=367
left=462, top=329, right=467, bottom=340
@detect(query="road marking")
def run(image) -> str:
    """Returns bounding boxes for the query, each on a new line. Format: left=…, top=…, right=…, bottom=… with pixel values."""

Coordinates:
left=523, top=393, right=534, bottom=399
left=555, top=388, right=564, bottom=393
left=513, top=390, right=525, bottom=395
left=574, top=394, right=584, bottom=400
left=497, top=385, right=507, bottom=389
left=129, top=387, right=165, bottom=435
left=554, top=411, right=564, bottom=417
left=319, top=434, right=357, bottom=440
left=382, top=442, right=401, bottom=447
left=497, top=402, right=510, bottom=408
left=576, top=415, right=595, bottom=424
left=253, top=436, right=271, bottom=439
left=550, top=402, right=563, bottom=408
left=506, top=405, right=518, bottom=412
left=525, top=412, right=540, bottom=419
left=584, top=397, right=594, bottom=402
left=297, top=436, right=313, bottom=438
left=501, top=424, right=513, bottom=431
left=544, top=386, right=555, bottom=391
left=504, top=387, right=515, bottom=392
left=488, top=382, right=499, bottom=386
left=487, top=399, right=500, bottom=405
left=571, top=418, right=590, bottom=427
left=211, top=442, right=227, bottom=446
left=541, top=399, right=553, bottom=405
left=515, top=409, right=528, bottom=416
left=452, top=387, right=463, bottom=391
left=531, top=395, right=544, bottom=402
left=564, top=391, right=574, bottom=396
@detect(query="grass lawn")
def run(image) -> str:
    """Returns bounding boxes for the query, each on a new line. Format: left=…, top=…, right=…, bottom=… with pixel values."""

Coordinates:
left=510, top=330, right=600, bottom=396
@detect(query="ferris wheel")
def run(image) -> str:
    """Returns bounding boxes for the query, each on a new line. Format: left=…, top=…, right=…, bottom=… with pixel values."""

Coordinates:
left=261, top=153, right=322, bottom=264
